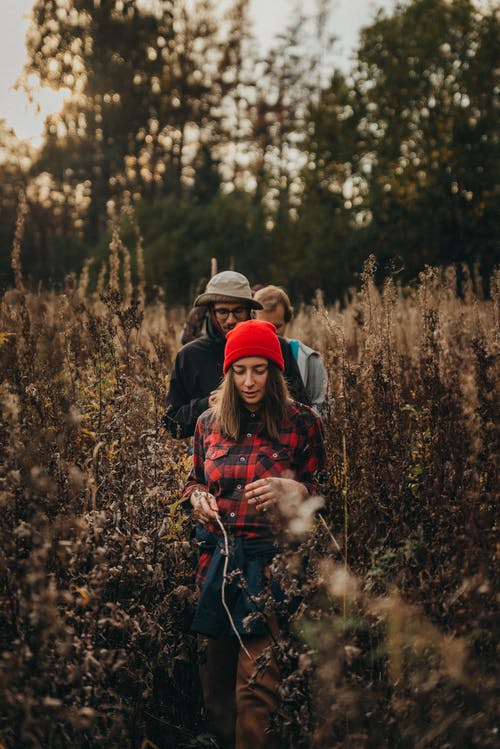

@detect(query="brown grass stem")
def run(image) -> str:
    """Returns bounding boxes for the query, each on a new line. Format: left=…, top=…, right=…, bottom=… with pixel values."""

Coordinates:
left=214, top=514, right=251, bottom=659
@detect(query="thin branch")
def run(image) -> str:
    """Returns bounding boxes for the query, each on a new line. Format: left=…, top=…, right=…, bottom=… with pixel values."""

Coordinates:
left=214, top=514, right=251, bottom=659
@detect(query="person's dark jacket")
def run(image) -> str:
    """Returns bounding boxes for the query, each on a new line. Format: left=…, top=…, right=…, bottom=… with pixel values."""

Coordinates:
left=163, top=316, right=310, bottom=438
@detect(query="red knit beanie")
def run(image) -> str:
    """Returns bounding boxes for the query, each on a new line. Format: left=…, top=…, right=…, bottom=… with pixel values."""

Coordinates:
left=223, top=320, right=284, bottom=373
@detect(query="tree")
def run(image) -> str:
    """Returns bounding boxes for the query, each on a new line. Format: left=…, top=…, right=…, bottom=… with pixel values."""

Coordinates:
left=302, top=0, right=500, bottom=281
left=357, top=0, right=499, bottom=272
left=25, top=1, right=233, bottom=220
left=22, top=0, right=248, bottom=282
left=212, top=0, right=258, bottom=191
left=293, top=70, right=367, bottom=299
left=133, top=188, right=271, bottom=304
left=0, top=122, right=33, bottom=287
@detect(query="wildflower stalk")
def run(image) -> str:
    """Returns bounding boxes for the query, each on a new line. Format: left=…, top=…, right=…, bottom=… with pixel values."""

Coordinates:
left=214, top=514, right=251, bottom=659
left=342, top=432, right=348, bottom=620
left=318, top=512, right=344, bottom=559
left=11, top=193, right=28, bottom=291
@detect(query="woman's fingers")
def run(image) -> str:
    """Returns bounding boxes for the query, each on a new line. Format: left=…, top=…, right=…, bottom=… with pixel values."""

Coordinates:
left=245, top=478, right=263, bottom=494
left=197, top=509, right=218, bottom=524
left=201, top=498, right=219, bottom=520
left=245, top=478, right=282, bottom=510
left=203, top=494, right=219, bottom=515
left=191, top=490, right=219, bottom=524
left=246, top=478, right=271, bottom=500
left=257, top=486, right=275, bottom=498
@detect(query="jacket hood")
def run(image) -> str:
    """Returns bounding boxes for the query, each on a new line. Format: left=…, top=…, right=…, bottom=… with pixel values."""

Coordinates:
left=205, top=310, right=226, bottom=342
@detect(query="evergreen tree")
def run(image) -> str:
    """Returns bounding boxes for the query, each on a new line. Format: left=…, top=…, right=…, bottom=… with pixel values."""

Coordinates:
left=302, top=0, right=500, bottom=279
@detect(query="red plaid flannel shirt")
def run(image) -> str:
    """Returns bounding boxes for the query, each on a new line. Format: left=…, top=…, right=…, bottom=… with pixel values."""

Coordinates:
left=183, top=402, right=326, bottom=585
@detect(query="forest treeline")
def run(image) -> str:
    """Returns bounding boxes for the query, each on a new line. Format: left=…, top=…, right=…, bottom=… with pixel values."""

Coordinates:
left=1, top=0, right=498, bottom=303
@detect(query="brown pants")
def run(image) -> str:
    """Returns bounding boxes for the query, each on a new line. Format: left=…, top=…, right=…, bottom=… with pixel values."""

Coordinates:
left=198, top=623, right=281, bottom=749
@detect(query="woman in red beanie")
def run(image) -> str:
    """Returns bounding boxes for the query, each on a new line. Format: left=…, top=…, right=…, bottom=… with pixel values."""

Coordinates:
left=183, top=319, right=326, bottom=749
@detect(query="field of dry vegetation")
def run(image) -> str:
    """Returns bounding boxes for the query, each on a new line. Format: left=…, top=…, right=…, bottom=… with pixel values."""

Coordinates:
left=0, top=243, right=498, bottom=748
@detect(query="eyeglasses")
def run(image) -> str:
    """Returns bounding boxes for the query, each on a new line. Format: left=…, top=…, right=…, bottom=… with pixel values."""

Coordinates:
left=213, top=306, right=249, bottom=321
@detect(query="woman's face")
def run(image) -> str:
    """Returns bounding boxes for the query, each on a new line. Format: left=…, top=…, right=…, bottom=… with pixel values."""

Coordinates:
left=232, top=356, right=269, bottom=411
left=254, top=304, right=287, bottom=336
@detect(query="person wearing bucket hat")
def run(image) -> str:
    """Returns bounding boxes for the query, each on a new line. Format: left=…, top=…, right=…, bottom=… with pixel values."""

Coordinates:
left=180, top=271, right=259, bottom=344
left=193, top=270, right=264, bottom=310
left=164, top=271, right=310, bottom=438
left=183, top=319, right=326, bottom=749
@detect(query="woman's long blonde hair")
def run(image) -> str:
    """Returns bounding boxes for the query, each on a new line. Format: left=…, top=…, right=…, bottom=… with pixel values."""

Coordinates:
left=214, top=361, right=289, bottom=441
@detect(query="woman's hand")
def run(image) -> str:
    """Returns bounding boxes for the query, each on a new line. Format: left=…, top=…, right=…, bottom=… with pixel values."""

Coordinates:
left=245, top=477, right=308, bottom=513
left=208, top=389, right=219, bottom=407
left=190, top=489, right=219, bottom=525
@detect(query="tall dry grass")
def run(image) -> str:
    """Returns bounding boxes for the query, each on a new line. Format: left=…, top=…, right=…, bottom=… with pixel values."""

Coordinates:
left=0, top=247, right=498, bottom=748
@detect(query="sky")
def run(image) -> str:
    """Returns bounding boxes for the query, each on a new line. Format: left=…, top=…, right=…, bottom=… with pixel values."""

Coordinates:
left=1, top=0, right=392, bottom=146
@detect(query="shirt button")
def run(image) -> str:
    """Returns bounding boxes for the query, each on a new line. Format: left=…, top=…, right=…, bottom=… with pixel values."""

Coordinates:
left=236, top=484, right=242, bottom=489
left=246, top=433, right=252, bottom=438
left=239, top=456, right=246, bottom=462
left=251, top=413, right=256, bottom=418
left=273, top=452, right=278, bottom=458
left=229, top=512, right=236, bottom=518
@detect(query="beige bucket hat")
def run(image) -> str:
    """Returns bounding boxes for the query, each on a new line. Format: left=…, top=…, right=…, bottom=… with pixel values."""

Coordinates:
left=194, top=271, right=263, bottom=309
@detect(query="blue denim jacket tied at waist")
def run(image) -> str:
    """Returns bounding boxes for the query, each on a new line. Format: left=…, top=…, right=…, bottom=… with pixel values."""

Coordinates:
left=191, top=524, right=280, bottom=638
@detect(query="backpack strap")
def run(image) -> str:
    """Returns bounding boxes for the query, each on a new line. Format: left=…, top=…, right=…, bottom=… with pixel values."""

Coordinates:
left=288, top=338, right=300, bottom=362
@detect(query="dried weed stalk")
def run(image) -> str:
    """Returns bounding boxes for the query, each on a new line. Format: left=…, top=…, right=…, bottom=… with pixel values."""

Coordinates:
left=0, top=255, right=497, bottom=748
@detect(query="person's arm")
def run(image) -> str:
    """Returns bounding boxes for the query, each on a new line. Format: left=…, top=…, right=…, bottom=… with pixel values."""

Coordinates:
left=163, top=350, right=210, bottom=438
left=183, top=419, right=219, bottom=523
left=306, top=353, right=328, bottom=413
left=279, top=337, right=311, bottom=406
left=245, top=409, right=326, bottom=510
left=295, top=410, right=326, bottom=494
